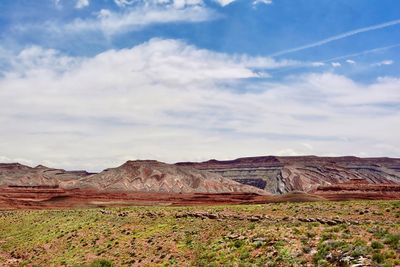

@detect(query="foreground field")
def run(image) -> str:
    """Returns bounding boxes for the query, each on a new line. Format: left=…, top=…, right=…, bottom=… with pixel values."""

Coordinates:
left=0, top=201, right=399, bottom=267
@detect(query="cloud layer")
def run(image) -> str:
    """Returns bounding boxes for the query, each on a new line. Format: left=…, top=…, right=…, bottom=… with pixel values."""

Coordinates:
left=0, top=39, right=399, bottom=170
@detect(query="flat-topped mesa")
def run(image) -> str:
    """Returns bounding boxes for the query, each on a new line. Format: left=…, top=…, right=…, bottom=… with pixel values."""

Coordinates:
left=80, top=160, right=267, bottom=195
left=177, top=156, right=282, bottom=169
left=176, top=156, right=400, bottom=194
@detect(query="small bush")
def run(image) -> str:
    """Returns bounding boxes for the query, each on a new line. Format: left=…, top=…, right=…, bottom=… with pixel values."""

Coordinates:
left=91, top=259, right=114, bottom=267
left=372, top=253, right=385, bottom=264
left=302, top=245, right=311, bottom=254
left=233, top=240, right=245, bottom=248
left=384, top=233, right=400, bottom=249
left=371, top=240, right=384, bottom=249
left=351, top=244, right=370, bottom=257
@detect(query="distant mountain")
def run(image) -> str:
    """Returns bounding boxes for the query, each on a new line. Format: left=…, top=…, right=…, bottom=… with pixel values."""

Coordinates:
left=80, top=160, right=266, bottom=194
left=0, top=161, right=266, bottom=195
left=3, top=156, right=399, bottom=196
left=176, top=156, right=400, bottom=194
left=0, top=163, right=92, bottom=188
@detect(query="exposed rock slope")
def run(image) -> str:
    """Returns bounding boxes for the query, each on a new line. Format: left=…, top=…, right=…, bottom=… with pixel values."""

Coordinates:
left=176, top=156, right=400, bottom=194
left=80, top=160, right=266, bottom=194
left=0, top=163, right=91, bottom=188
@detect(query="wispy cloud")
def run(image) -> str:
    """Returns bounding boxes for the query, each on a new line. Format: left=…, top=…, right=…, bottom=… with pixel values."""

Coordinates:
left=346, top=59, right=356, bottom=65
left=114, top=0, right=205, bottom=8
left=65, top=3, right=216, bottom=35
left=271, top=19, right=400, bottom=57
left=253, top=0, right=272, bottom=6
left=372, top=60, right=394, bottom=67
left=75, top=0, right=90, bottom=9
left=214, top=0, right=236, bottom=6
left=114, top=0, right=134, bottom=7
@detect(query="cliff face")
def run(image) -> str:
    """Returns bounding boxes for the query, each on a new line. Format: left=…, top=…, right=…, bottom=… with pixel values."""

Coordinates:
left=176, top=156, right=400, bottom=194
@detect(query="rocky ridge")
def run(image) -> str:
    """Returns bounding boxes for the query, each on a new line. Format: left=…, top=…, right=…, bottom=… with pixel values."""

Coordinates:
left=0, top=160, right=266, bottom=195
left=79, top=160, right=266, bottom=194
left=176, top=156, right=400, bottom=194
left=0, top=163, right=92, bottom=189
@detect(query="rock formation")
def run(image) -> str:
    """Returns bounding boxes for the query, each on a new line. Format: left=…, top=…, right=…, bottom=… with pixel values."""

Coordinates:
left=0, top=160, right=266, bottom=195
left=80, top=160, right=266, bottom=194
left=0, top=163, right=92, bottom=189
left=176, top=156, right=400, bottom=194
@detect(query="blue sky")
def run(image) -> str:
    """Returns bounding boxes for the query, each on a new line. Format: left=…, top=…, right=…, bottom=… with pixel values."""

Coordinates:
left=0, top=0, right=399, bottom=170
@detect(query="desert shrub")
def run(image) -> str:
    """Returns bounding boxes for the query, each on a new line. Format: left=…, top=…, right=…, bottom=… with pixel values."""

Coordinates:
left=351, top=240, right=370, bottom=257
left=274, top=247, right=299, bottom=266
left=384, top=249, right=397, bottom=259
left=315, top=259, right=333, bottom=267
left=233, top=239, right=245, bottom=248
left=302, top=245, right=311, bottom=254
left=90, top=260, right=114, bottom=267
left=73, top=259, right=114, bottom=267
left=239, top=250, right=250, bottom=260
left=372, top=253, right=385, bottom=264
left=306, top=230, right=316, bottom=239
left=321, top=232, right=335, bottom=241
left=371, top=240, right=384, bottom=249
left=383, top=233, right=400, bottom=249
left=253, top=241, right=264, bottom=248
left=369, top=226, right=389, bottom=238
left=351, top=245, right=370, bottom=257
left=313, top=240, right=345, bottom=263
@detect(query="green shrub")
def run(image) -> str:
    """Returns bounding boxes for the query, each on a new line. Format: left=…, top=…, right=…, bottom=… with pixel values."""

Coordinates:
left=73, top=259, right=115, bottom=267
left=372, top=253, right=385, bottom=264
left=351, top=244, right=370, bottom=257
left=233, top=239, right=245, bottom=248
left=371, top=240, right=384, bottom=249
left=384, top=233, right=400, bottom=249
left=302, top=245, right=311, bottom=254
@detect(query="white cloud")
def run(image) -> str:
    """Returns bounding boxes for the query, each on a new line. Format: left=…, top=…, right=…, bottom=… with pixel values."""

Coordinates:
left=115, top=0, right=204, bottom=8
left=114, top=0, right=135, bottom=7
left=372, top=60, right=394, bottom=67
left=0, top=39, right=399, bottom=171
left=253, top=0, right=272, bottom=5
left=214, top=0, right=236, bottom=6
left=346, top=59, right=356, bottom=64
left=311, top=62, right=325, bottom=67
left=331, top=62, right=341, bottom=67
left=66, top=2, right=215, bottom=35
left=75, top=0, right=90, bottom=9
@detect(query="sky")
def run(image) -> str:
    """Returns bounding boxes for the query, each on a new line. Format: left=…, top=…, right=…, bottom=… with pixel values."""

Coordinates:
left=0, top=0, right=399, bottom=171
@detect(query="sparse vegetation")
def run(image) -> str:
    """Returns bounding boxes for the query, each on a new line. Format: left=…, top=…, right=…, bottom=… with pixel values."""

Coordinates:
left=0, top=200, right=399, bottom=266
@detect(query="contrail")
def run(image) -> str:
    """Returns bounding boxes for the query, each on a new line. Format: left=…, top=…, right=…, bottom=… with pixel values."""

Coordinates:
left=270, top=19, right=400, bottom=57
left=319, top=43, right=400, bottom=63
left=267, top=43, right=400, bottom=75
